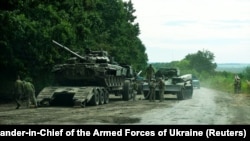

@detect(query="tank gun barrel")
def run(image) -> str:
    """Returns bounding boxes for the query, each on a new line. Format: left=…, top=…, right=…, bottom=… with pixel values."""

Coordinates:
left=52, top=40, right=85, bottom=60
left=137, top=70, right=142, bottom=76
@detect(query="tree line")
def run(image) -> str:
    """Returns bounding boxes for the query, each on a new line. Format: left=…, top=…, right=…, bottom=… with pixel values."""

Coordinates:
left=151, top=49, right=250, bottom=94
left=0, top=0, right=148, bottom=100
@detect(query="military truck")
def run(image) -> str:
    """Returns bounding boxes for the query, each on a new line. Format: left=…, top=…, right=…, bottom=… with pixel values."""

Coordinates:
left=142, top=67, right=193, bottom=100
left=37, top=40, right=136, bottom=107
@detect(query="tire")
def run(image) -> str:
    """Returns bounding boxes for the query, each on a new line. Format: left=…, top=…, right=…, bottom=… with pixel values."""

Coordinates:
left=104, top=92, right=109, bottom=104
left=122, top=80, right=131, bottom=101
left=99, top=91, right=104, bottom=105
left=103, top=89, right=109, bottom=104
left=90, top=89, right=99, bottom=106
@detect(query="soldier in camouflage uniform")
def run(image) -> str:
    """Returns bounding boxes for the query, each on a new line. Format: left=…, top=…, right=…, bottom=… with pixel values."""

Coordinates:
left=158, top=78, right=165, bottom=102
left=146, top=64, right=155, bottom=82
left=13, top=75, right=24, bottom=109
left=149, top=79, right=156, bottom=102
left=23, top=78, right=37, bottom=108
left=234, top=75, right=241, bottom=94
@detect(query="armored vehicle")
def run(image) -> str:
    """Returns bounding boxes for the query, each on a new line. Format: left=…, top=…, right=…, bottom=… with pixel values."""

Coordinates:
left=142, top=67, right=193, bottom=100
left=37, top=40, right=135, bottom=107
left=192, top=75, right=200, bottom=89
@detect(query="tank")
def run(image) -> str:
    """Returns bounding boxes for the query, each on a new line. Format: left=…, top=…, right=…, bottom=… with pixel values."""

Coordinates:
left=51, top=40, right=128, bottom=87
left=142, top=67, right=193, bottom=100
left=37, top=40, right=135, bottom=107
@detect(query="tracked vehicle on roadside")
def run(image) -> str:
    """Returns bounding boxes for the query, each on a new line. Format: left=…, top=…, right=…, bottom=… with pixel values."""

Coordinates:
left=142, top=67, right=193, bottom=100
left=37, top=40, right=135, bottom=107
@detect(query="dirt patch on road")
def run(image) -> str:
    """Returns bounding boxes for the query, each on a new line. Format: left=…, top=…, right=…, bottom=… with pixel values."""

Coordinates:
left=213, top=90, right=250, bottom=124
left=0, top=94, right=177, bottom=125
left=2, top=89, right=249, bottom=125
left=231, top=93, right=250, bottom=106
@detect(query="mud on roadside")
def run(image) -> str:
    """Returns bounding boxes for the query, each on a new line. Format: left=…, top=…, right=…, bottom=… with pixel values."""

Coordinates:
left=0, top=94, right=176, bottom=125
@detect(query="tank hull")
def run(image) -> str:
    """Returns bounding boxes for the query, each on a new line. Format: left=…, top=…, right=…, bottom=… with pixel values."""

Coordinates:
left=142, top=68, right=193, bottom=100
left=52, top=63, right=127, bottom=87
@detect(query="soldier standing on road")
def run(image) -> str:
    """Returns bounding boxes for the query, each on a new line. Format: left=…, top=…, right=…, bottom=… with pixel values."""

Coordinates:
left=13, top=75, right=24, bottom=109
left=146, top=64, right=155, bottom=82
left=158, top=78, right=165, bottom=102
left=23, top=78, right=38, bottom=108
left=149, top=79, right=156, bottom=102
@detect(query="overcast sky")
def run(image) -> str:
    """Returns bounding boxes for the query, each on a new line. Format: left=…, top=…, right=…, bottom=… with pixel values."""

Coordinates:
left=127, top=0, right=250, bottom=64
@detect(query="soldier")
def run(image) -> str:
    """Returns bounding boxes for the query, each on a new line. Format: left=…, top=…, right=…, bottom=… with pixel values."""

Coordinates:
left=149, top=79, right=156, bottom=102
left=158, top=78, right=165, bottom=102
left=13, top=75, right=24, bottom=109
left=23, top=78, right=37, bottom=108
left=145, top=64, right=155, bottom=82
left=234, top=75, right=241, bottom=94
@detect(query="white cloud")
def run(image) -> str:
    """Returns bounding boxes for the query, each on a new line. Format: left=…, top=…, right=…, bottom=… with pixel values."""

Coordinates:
left=128, top=0, right=250, bottom=63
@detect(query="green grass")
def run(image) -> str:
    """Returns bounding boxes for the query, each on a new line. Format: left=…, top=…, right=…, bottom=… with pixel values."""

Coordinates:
left=201, top=76, right=250, bottom=94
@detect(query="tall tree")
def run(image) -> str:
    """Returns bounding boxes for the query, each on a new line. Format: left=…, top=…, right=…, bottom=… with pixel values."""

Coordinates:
left=0, top=0, right=148, bottom=99
left=184, top=49, right=217, bottom=73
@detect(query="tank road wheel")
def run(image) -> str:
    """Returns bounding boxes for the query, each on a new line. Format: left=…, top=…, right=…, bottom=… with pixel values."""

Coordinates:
left=122, top=80, right=131, bottom=101
left=177, top=88, right=185, bottom=100
left=90, top=89, right=100, bottom=106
